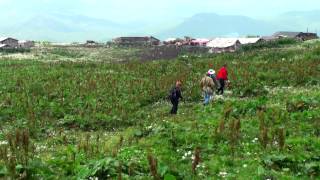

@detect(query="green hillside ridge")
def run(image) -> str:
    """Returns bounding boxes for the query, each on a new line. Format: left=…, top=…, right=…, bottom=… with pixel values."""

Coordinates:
left=0, top=40, right=319, bottom=179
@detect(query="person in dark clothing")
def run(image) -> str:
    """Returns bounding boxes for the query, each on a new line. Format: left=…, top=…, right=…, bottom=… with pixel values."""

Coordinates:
left=217, top=64, right=229, bottom=95
left=169, top=81, right=183, bottom=114
left=217, top=79, right=225, bottom=95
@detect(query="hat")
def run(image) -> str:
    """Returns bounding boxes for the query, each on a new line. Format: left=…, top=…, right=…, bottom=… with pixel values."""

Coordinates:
left=207, top=69, right=215, bottom=75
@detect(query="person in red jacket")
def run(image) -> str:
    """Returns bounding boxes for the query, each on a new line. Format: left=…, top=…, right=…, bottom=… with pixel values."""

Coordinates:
left=217, top=64, right=228, bottom=95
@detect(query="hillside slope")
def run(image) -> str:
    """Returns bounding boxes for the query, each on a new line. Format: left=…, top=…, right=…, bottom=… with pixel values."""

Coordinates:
left=159, top=13, right=276, bottom=38
left=0, top=41, right=319, bottom=179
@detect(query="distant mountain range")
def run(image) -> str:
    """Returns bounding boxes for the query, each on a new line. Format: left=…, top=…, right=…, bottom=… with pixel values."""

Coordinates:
left=158, top=10, right=320, bottom=39
left=1, top=13, right=133, bottom=42
left=158, top=13, right=276, bottom=38
left=1, top=10, right=320, bottom=42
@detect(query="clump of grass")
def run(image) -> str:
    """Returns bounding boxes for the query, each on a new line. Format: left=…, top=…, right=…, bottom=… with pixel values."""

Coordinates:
left=258, top=110, right=269, bottom=149
left=223, top=103, right=233, bottom=120
left=50, top=48, right=84, bottom=58
left=260, top=127, right=269, bottom=149
left=77, top=133, right=103, bottom=157
left=147, top=154, right=159, bottom=180
left=234, top=119, right=241, bottom=135
left=117, top=161, right=123, bottom=180
left=258, top=110, right=266, bottom=132
left=278, top=127, right=286, bottom=150
left=192, top=147, right=201, bottom=174
left=218, top=119, right=225, bottom=134
left=1, top=129, right=32, bottom=178
left=228, top=119, right=241, bottom=154
left=214, top=119, right=226, bottom=142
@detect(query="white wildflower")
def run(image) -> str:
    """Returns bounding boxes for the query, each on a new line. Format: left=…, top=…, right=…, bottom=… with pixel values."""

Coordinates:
left=224, top=90, right=233, bottom=95
left=191, top=155, right=195, bottom=160
left=187, top=151, right=192, bottom=155
left=252, top=138, right=259, bottom=143
left=0, top=141, right=8, bottom=145
left=36, top=145, right=47, bottom=151
left=219, top=171, right=228, bottom=177
left=215, top=95, right=225, bottom=100
left=243, top=164, right=248, bottom=168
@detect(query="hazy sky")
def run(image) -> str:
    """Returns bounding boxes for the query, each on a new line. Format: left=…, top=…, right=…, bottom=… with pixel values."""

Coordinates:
left=0, top=0, right=319, bottom=23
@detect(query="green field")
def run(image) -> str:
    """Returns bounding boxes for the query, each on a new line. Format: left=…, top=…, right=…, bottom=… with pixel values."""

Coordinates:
left=0, top=40, right=319, bottom=179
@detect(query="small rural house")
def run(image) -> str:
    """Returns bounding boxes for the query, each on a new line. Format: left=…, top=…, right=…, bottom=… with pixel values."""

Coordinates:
left=164, top=37, right=191, bottom=46
left=190, top=39, right=210, bottom=46
left=0, top=37, right=19, bottom=48
left=238, top=38, right=263, bottom=45
left=85, top=40, right=98, bottom=46
left=0, top=44, right=10, bottom=49
left=113, top=36, right=160, bottom=46
left=163, top=38, right=183, bottom=45
left=207, top=38, right=241, bottom=53
left=18, top=40, right=35, bottom=48
left=272, top=31, right=318, bottom=41
left=261, top=36, right=278, bottom=41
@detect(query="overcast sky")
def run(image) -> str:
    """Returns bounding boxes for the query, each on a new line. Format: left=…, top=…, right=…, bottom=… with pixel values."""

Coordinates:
left=0, top=0, right=319, bottom=23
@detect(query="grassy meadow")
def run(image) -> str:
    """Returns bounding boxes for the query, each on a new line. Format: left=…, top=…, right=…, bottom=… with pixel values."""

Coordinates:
left=0, top=39, right=319, bottom=179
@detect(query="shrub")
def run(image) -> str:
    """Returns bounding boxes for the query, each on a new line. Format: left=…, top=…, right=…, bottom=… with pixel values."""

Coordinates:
left=0, top=48, right=31, bottom=54
left=239, top=38, right=299, bottom=52
left=50, top=48, right=84, bottom=58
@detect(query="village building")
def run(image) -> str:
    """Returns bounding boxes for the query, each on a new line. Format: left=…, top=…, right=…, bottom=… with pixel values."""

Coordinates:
left=18, top=40, right=35, bottom=48
left=113, top=36, right=160, bottom=46
left=207, top=38, right=241, bottom=53
left=190, top=39, right=210, bottom=46
left=0, top=44, right=10, bottom=49
left=163, top=38, right=186, bottom=45
left=238, top=38, right=264, bottom=45
left=0, top=37, right=19, bottom=48
left=261, top=36, right=278, bottom=41
left=272, top=31, right=318, bottom=41
left=163, top=38, right=183, bottom=45
left=85, top=40, right=98, bottom=46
